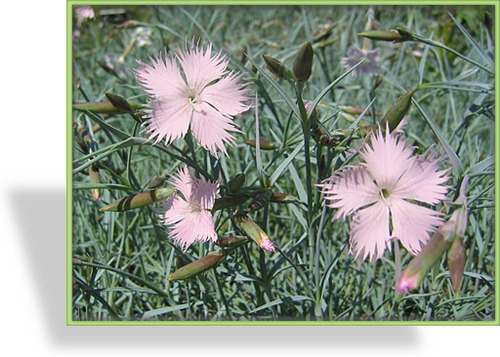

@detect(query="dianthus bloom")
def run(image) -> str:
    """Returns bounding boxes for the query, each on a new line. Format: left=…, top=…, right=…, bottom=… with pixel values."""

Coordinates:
left=162, top=167, right=219, bottom=251
left=75, top=6, right=95, bottom=27
left=341, top=46, right=382, bottom=76
left=319, top=127, right=450, bottom=261
left=135, top=42, right=250, bottom=157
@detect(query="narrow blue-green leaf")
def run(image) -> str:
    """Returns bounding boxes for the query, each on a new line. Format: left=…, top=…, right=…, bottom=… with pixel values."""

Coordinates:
left=418, top=42, right=431, bottom=86
left=73, top=137, right=144, bottom=175
left=463, top=271, right=495, bottom=282
left=289, top=204, right=307, bottom=231
left=288, top=162, right=307, bottom=204
left=249, top=295, right=313, bottom=313
left=448, top=13, right=494, bottom=69
left=468, top=156, right=494, bottom=176
left=270, top=141, right=304, bottom=185
left=73, top=183, right=131, bottom=191
left=348, top=97, right=377, bottom=130
left=308, top=58, right=366, bottom=115
left=412, top=98, right=464, bottom=174
left=84, top=110, right=130, bottom=141
left=141, top=301, right=203, bottom=320
left=247, top=56, right=301, bottom=118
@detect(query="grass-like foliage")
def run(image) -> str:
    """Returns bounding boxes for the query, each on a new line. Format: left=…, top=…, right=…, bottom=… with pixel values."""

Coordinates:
left=71, top=4, right=496, bottom=322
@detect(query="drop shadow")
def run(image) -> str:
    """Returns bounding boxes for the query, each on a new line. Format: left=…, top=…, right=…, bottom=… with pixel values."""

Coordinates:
left=10, top=186, right=418, bottom=349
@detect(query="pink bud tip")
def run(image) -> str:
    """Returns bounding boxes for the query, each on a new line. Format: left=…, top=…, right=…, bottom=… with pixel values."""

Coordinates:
left=396, top=275, right=419, bottom=295
left=260, top=238, right=276, bottom=252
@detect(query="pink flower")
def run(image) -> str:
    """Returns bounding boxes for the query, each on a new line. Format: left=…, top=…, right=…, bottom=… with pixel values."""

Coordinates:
left=75, top=6, right=95, bottom=27
left=319, top=127, right=450, bottom=261
left=341, top=46, right=382, bottom=76
left=162, top=167, right=219, bottom=251
left=135, top=42, right=250, bottom=157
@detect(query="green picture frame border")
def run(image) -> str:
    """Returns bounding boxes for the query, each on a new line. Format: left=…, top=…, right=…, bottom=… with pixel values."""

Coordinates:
left=66, top=0, right=500, bottom=326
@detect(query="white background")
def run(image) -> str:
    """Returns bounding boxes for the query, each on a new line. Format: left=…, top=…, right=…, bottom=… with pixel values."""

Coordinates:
left=0, top=0, right=497, bottom=355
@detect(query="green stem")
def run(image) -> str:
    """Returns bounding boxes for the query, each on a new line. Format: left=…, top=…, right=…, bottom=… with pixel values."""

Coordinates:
left=295, top=82, right=316, bottom=300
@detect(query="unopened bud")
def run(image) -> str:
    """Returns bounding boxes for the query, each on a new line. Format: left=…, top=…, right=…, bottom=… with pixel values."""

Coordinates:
left=312, top=22, right=336, bottom=43
left=244, top=139, right=280, bottom=150
left=212, top=192, right=251, bottom=211
left=248, top=190, right=272, bottom=212
left=145, top=174, right=166, bottom=190
left=305, top=101, right=320, bottom=123
left=105, top=92, right=134, bottom=113
left=227, top=173, right=246, bottom=193
left=270, top=192, right=299, bottom=204
left=215, top=235, right=249, bottom=249
left=340, top=106, right=378, bottom=116
left=447, top=237, right=466, bottom=292
left=358, top=30, right=410, bottom=43
left=100, top=187, right=175, bottom=212
left=379, top=89, right=415, bottom=132
left=73, top=100, right=142, bottom=114
left=234, top=212, right=275, bottom=252
left=396, top=206, right=468, bottom=295
left=293, top=41, right=314, bottom=82
left=168, top=251, right=227, bottom=281
left=396, top=229, right=452, bottom=296
left=262, top=54, right=293, bottom=80
left=395, top=27, right=415, bottom=41
left=89, top=164, right=101, bottom=201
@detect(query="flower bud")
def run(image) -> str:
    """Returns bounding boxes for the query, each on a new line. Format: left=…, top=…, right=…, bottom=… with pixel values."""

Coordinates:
left=262, top=54, right=293, bottom=80
left=396, top=229, right=452, bottom=296
left=212, top=192, right=251, bottom=211
left=312, top=22, right=336, bottom=43
left=105, top=92, right=134, bottom=113
left=89, top=164, right=101, bottom=201
left=145, top=173, right=166, bottom=190
left=395, top=26, right=415, bottom=41
left=214, top=235, right=249, bottom=249
left=340, top=106, right=379, bottom=116
left=396, top=205, right=468, bottom=296
left=73, top=100, right=142, bottom=114
left=234, top=212, right=275, bottom=252
left=447, top=237, right=466, bottom=292
left=270, top=192, right=299, bottom=204
left=168, top=251, right=227, bottom=281
left=379, top=89, right=415, bottom=132
left=244, top=139, right=280, bottom=150
left=293, top=41, right=314, bottom=82
left=247, top=190, right=272, bottom=212
left=358, top=30, right=410, bottom=43
left=227, top=173, right=246, bottom=193
left=73, top=122, right=93, bottom=153
left=100, top=187, right=175, bottom=212
left=304, top=101, right=320, bottom=123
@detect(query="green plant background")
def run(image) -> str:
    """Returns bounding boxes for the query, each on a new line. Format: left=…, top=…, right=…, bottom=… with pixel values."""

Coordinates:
left=70, top=2, right=497, bottom=323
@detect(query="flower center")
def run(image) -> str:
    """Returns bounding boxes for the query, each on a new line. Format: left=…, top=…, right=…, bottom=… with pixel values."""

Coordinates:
left=380, top=188, right=391, bottom=199
left=186, top=88, right=207, bottom=115
left=188, top=90, right=199, bottom=104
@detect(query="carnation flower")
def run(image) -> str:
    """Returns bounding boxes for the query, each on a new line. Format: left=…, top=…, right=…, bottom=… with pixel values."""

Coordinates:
left=162, top=167, right=219, bottom=251
left=135, top=41, right=250, bottom=157
left=341, top=45, right=382, bottom=76
left=319, top=127, right=450, bottom=261
left=75, top=6, right=95, bottom=27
